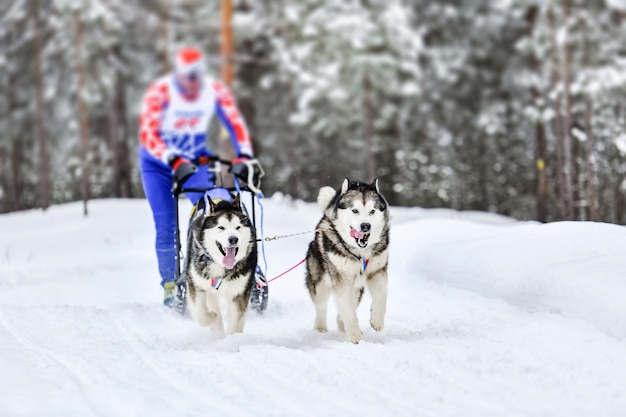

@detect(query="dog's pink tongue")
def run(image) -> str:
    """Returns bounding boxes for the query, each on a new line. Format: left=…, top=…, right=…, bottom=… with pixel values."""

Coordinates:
left=222, top=247, right=236, bottom=269
left=350, top=228, right=365, bottom=239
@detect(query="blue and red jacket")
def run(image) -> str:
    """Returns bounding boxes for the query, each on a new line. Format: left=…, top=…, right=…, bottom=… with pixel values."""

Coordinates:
left=139, top=74, right=253, bottom=165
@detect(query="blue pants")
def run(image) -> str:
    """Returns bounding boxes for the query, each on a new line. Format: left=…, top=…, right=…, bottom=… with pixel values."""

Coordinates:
left=139, top=147, right=215, bottom=287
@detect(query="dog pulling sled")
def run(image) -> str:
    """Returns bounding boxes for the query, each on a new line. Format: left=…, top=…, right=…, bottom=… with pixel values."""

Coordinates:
left=170, top=156, right=268, bottom=316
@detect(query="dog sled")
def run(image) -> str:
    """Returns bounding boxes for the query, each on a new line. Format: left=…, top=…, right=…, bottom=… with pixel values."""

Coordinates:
left=170, top=156, right=268, bottom=315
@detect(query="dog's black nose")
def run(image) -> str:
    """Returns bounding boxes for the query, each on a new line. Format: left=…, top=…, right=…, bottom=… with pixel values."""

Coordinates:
left=360, top=222, right=371, bottom=233
left=228, top=236, right=239, bottom=245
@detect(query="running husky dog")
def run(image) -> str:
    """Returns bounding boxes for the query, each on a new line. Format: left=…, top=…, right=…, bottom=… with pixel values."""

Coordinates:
left=183, top=194, right=257, bottom=334
left=305, top=178, right=390, bottom=344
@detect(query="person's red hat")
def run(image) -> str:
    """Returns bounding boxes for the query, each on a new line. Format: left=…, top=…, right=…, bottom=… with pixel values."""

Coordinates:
left=174, top=47, right=205, bottom=78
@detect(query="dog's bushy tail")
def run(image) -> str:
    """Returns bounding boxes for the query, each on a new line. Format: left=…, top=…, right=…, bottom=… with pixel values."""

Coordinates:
left=317, top=186, right=336, bottom=212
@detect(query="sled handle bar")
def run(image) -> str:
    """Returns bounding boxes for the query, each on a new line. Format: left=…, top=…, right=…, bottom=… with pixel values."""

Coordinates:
left=170, top=156, right=240, bottom=196
left=193, top=156, right=233, bottom=166
left=176, top=185, right=255, bottom=195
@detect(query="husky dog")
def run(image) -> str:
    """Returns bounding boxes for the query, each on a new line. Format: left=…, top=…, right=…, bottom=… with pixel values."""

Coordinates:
left=305, top=178, right=390, bottom=343
left=183, top=194, right=257, bottom=334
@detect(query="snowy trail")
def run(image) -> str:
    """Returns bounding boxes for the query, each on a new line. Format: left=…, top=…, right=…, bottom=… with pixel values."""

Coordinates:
left=1, top=198, right=625, bottom=416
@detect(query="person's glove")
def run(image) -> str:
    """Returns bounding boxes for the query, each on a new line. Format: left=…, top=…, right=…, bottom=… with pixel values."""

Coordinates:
left=169, top=156, right=197, bottom=188
left=230, top=156, right=264, bottom=193
left=193, top=150, right=215, bottom=166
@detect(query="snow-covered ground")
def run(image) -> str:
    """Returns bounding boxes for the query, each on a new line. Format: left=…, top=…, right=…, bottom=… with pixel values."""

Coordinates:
left=1, top=196, right=625, bottom=417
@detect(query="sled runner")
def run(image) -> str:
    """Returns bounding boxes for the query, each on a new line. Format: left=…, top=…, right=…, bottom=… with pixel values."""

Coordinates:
left=171, top=156, right=268, bottom=315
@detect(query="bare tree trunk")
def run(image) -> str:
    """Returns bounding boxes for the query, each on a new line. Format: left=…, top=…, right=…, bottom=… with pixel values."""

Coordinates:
left=220, top=0, right=234, bottom=87
left=363, top=73, right=375, bottom=180
left=33, top=0, right=50, bottom=210
left=548, top=6, right=567, bottom=220
left=526, top=5, right=548, bottom=222
left=561, top=0, right=575, bottom=219
left=159, top=0, right=170, bottom=74
left=583, top=97, right=598, bottom=220
left=1, top=33, right=13, bottom=212
left=535, top=124, right=548, bottom=221
left=74, top=12, right=90, bottom=216
left=219, top=0, right=236, bottom=162
left=477, top=136, right=489, bottom=211
left=6, top=30, right=20, bottom=212
left=0, top=143, right=5, bottom=212
left=581, top=17, right=599, bottom=221
left=615, top=168, right=626, bottom=224
left=10, top=135, right=22, bottom=211
left=108, top=44, right=132, bottom=198
left=288, top=78, right=299, bottom=198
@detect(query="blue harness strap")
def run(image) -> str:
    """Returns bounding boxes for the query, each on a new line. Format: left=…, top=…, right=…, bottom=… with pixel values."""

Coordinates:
left=233, top=176, right=268, bottom=278
left=257, top=192, right=268, bottom=278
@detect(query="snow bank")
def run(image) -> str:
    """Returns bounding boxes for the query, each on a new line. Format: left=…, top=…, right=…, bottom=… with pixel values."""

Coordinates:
left=400, top=217, right=626, bottom=339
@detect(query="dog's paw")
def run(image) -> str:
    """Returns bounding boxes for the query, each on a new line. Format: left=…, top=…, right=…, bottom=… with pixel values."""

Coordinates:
left=193, top=311, right=214, bottom=325
left=196, top=311, right=224, bottom=332
left=314, top=317, right=328, bottom=333
left=314, top=324, right=328, bottom=333
left=370, top=316, right=385, bottom=332
left=336, top=315, right=345, bottom=333
left=347, top=327, right=363, bottom=344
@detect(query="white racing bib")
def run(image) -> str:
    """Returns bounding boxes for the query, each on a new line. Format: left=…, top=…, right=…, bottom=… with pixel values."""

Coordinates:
left=159, top=76, right=216, bottom=160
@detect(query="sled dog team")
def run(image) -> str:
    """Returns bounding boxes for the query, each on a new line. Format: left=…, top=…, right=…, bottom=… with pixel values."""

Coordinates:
left=183, top=178, right=390, bottom=344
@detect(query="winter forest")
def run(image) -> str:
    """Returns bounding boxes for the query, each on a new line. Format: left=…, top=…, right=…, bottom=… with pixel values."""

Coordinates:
left=3, top=0, right=626, bottom=223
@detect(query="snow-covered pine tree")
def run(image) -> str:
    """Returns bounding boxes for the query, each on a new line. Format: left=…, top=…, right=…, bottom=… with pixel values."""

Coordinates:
left=251, top=0, right=420, bottom=205
left=515, top=0, right=626, bottom=222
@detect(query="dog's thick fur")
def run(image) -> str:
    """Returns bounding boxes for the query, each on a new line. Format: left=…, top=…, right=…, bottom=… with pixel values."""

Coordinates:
left=184, top=194, right=257, bottom=334
left=305, top=178, right=390, bottom=343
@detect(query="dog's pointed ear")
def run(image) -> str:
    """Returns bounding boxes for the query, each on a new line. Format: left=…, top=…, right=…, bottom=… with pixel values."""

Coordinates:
left=372, top=178, right=380, bottom=193
left=232, top=193, right=243, bottom=212
left=341, top=177, right=350, bottom=194
left=207, top=196, right=218, bottom=213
